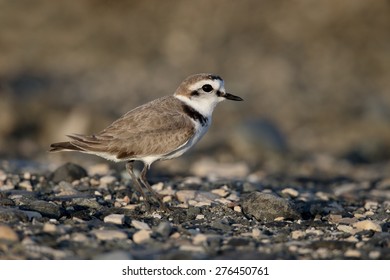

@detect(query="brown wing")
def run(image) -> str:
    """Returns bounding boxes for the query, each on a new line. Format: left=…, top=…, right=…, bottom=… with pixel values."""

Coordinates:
left=67, top=96, right=195, bottom=160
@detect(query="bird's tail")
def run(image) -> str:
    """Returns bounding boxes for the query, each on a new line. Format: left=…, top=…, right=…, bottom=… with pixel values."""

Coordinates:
left=49, top=141, right=83, bottom=152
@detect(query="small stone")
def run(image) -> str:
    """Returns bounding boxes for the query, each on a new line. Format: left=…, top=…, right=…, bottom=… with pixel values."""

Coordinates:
left=154, top=222, right=172, bottom=238
left=92, top=229, right=128, bottom=241
left=364, top=211, right=375, bottom=216
left=20, top=210, right=42, bottom=220
left=291, top=230, right=305, bottom=239
left=337, top=225, right=354, bottom=234
left=0, top=208, right=28, bottom=224
left=50, top=163, right=88, bottom=183
left=179, top=244, right=205, bottom=253
left=328, top=214, right=342, bottom=224
left=369, top=251, right=381, bottom=259
left=19, top=200, right=62, bottom=219
left=43, top=223, right=57, bottom=233
left=241, top=192, right=301, bottom=222
left=132, top=229, right=151, bottom=244
left=18, top=180, right=33, bottom=191
left=71, top=233, right=88, bottom=242
left=344, top=249, right=361, bottom=258
left=0, top=224, right=19, bottom=241
left=211, top=188, right=229, bottom=197
left=315, top=192, right=330, bottom=201
left=305, top=228, right=323, bottom=236
left=176, top=190, right=218, bottom=204
left=195, top=214, right=205, bottom=220
left=274, top=217, right=285, bottom=221
left=281, top=188, right=299, bottom=198
left=100, top=175, right=116, bottom=185
left=131, top=220, right=151, bottom=230
left=54, top=181, right=79, bottom=196
left=104, top=214, right=125, bottom=225
left=23, top=172, right=31, bottom=180
left=71, top=198, right=101, bottom=210
left=152, top=182, right=164, bottom=192
left=216, top=198, right=232, bottom=205
left=252, top=228, right=261, bottom=238
left=170, top=232, right=180, bottom=239
left=353, top=220, right=382, bottom=232
left=193, top=234, right=207, bottom=245
left=364, top=201, right=378, bottom=210
left=234, top=206, right=242, bottom=212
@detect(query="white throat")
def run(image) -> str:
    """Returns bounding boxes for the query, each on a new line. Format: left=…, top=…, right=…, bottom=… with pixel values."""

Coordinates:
left=174, top=94, right=222, bottom=118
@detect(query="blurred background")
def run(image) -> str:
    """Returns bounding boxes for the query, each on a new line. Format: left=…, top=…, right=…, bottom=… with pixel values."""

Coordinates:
left=1, top=0, right=389, bottom=178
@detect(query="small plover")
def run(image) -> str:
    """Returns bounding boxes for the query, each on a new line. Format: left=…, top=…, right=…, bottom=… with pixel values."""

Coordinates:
left=50, top=73, right=243, bottom=210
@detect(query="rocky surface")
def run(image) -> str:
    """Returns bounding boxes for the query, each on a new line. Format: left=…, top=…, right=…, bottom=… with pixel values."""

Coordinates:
left=0, top=161, right=389, bottom=260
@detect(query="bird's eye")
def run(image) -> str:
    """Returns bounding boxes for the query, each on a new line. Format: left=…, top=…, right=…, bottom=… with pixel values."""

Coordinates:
left=202, top=84, right=213, bottom=92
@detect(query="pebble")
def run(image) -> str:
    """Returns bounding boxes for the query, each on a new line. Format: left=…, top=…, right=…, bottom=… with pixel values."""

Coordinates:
left=151, top=182, right=164, bottom=192
left=154, top=222, right=172, bottom=238
left=291, top=230, right=305, bottom=239
left=234, top=206, right=242, bottom=212
left=50, top=163, right=88, bottom=183
left=100, top=175, right=117, bottom=185
left=132, top=229, right=151, bottom=244
left=337, top=225, right=355, bottom=234
left=179, top=244, right=205, bottom=253
left=71, top=198, right=102, bottom=210
left=43, top=223, right=57, bottom=233
left=19, top=200, right=62, bottom=219
left=71, top=233, right=88, bottom=242
left=252, top=228, right=261, bottom=238
left=131, top=220, right=151, bottom=230
left=18, top=180, right=33, bottom=191
left=92, top=229, right=128, bottom=241
left=0, top=224, right=19, bottom=241
left=328, top=214, right=342, bottom=224
left=104, top=214, right=125, bottom=225
left=195, top=214, right=205, bottom=220
left=176, top=190, right=218, bottom=204
left=241, top=192, right=300, bottom=222
left=211, top=188, right=229, bottom=197
left=368, top=251, right=381, bottom=259
left=364, top=201, right=378, bottom=210
left=0, top=209, right=29, bottom=223
left=353, top=220, right=382, bottom=232
left=344, top=249, right=361, bottom=258
left=281, top=188, right=299, bottom=198
left=54, top=181, right=79, bottom=196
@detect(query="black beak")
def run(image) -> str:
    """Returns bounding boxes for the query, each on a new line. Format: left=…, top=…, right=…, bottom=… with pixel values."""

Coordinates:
left=224, top=93, right=243, bottom=101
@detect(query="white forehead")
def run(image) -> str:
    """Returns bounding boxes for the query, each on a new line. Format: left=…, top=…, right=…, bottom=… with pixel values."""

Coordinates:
left=188, top=78, right=225, bottom=92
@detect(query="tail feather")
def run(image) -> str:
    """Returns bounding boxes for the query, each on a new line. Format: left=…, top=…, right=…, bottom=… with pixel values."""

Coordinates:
left=49, top=141, right=84, bottom=152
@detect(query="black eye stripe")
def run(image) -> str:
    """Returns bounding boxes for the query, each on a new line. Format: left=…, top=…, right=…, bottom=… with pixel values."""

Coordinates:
left=202, top=84, right=213, bottom=92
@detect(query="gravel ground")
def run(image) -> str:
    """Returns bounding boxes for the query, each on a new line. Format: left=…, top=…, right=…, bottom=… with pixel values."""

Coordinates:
left=0, top=161, right=389, bottom=260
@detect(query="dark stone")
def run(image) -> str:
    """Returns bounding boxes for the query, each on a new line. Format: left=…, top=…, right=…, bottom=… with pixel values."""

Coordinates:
left=0, top=208, right=29, bottom=223
left=227, top=237, right=250, bottom=246
left=19, top=200, right=63, bottom=219
left=241, top=192, right=301, bottom=222
left=50, top=162, right=88, bottom=183
left=154, top=222, right=172, bottom=239
left=0, top=198, right=15, bottom=207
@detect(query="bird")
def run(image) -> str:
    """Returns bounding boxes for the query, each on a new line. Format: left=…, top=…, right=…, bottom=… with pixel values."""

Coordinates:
left=50, top=73, right=243, bottom=210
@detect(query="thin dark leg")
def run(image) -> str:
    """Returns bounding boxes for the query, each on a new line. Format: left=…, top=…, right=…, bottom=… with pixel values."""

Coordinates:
left=139, top=163, right=168, bottom=211
left=125, top=161, right=150, bottom=210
